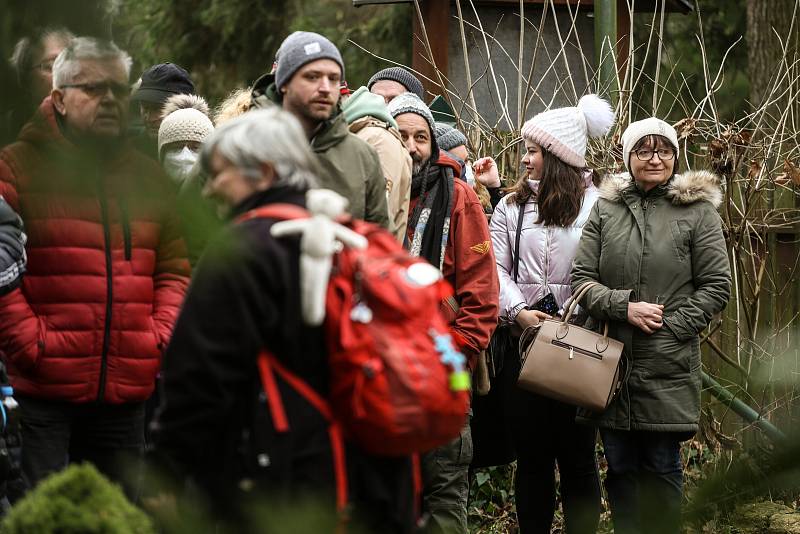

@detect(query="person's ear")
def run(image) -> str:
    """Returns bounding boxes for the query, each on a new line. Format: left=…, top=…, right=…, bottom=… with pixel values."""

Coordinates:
left=256, top=162, right=276, bottom=190
left=51, top=89, right=67, bottom=116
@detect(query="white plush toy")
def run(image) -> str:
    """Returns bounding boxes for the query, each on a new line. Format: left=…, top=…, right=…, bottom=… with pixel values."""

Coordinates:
left=270, top=189, right=367, bottom=326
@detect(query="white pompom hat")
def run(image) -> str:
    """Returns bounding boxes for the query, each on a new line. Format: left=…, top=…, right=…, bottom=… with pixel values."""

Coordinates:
left=520, top=94, right=615, bottom=167
left=158, top=94, right=215, bottom=157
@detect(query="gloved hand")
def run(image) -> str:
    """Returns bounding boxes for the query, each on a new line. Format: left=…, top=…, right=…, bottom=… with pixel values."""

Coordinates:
left=0, top=197, right=26, bottom=295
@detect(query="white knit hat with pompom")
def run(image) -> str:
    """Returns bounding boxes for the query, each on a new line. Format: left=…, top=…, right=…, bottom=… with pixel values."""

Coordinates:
left=158, top=94, right=215, bottom=156
left=520, top=94, right=614, bottom=167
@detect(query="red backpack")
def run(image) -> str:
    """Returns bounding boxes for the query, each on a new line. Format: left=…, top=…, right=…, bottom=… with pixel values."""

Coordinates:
left=237, top=204, right=470, bottom=508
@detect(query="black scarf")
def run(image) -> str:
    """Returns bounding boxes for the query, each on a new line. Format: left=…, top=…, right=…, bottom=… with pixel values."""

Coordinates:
left=406, top=151, right=455, bottom=270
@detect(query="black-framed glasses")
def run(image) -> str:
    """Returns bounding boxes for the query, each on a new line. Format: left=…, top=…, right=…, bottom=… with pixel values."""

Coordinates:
left=634, top=148, right=675, bottom=161
left=32, top=59, right=56, bottom=73
left=60, top=81, right=130, bottom=99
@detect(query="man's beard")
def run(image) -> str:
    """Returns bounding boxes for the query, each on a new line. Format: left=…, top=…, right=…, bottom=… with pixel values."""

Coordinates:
left=292, top=93, right=336, bottom=127
left=412, top=154, right=431, bottom=177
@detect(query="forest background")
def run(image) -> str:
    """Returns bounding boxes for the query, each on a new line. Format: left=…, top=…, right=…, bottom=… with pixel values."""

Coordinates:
left=0, top=0, right=753, bottom=118
left=1, top=1, right=800, bottom=532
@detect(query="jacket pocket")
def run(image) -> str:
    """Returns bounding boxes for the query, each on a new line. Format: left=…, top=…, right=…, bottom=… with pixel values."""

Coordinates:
left=636, top=327, right=692, bottom=378
left=433, top=422, right=473, bottom=469
left=33, top=315, right=47, bottom=368
left=669, top=220, right=691, bottom=263
left=17, top=315, right=47, bottom=371
left=149, top=318, right=164, bottom=356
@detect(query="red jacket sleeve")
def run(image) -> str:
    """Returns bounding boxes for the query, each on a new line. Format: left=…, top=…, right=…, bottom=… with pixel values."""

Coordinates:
left=152, top=203, right=191, bottom=348
left=0, top=154, right=40, bottom=369
left=442, top=181, right=499, bottom=357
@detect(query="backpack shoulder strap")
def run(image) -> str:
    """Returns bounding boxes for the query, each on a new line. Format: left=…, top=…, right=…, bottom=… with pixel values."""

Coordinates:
left=235, top=203, right=310, bottom=224
left=257, top=350, right=348, bottom=513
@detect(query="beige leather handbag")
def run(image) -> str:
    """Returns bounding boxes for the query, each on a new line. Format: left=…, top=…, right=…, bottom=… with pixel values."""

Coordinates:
left=517, top=281, right=626, bottom=412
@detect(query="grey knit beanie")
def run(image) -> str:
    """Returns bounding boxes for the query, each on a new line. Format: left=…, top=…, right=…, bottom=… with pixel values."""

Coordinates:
left=368, top=67, right=425, bottom=100
left=387, top=92, right=435, bottom=134
left=275, top=31, right=344, bottom=90
left=435, top=123, right=467, bottom=152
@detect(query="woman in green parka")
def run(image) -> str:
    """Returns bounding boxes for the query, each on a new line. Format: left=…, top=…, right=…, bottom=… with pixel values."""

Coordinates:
left=570, top=117, right=731, bottom=534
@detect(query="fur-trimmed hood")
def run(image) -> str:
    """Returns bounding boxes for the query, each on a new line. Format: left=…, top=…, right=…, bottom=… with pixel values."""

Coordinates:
left=598, top=170, right=723, bottom=208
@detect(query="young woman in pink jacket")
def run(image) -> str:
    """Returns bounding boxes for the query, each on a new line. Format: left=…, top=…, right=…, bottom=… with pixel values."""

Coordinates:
left=477, top=94, right=614, bottom=534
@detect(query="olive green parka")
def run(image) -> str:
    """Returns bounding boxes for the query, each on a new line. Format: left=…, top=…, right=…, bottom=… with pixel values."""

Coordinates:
left=250, top=74, right=389, bottom=228
left=571, top=170, right=731, bottom=434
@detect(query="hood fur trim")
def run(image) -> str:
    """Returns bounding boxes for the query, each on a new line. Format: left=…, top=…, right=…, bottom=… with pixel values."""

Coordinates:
left=597, top=173, right=632, bottom=202
left=598, top=170, right=723, bottom=207
left=666, top=170, right=723, bottom=208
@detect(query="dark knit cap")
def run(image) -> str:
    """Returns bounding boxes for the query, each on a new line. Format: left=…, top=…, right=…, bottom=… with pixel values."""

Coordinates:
left=434, top=123, right=467, bottom=151
left=131, top=63, right=194, bottom=104
left=275, top=31, right=344, bottom=90
left=368, top=67, right=425, bottom=100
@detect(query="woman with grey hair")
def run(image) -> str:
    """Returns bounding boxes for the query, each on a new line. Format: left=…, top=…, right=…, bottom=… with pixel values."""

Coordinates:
left=5, top=27, right=74, bottom=139
left=10, top=28, right=74, bottom=98
left=151, top=108, right=415, bottom=532
left=198, top=108, right=318, bottom=213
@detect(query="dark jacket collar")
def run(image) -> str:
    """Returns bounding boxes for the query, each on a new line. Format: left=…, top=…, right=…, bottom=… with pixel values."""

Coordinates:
left=229, top=186, right=307, bottom=220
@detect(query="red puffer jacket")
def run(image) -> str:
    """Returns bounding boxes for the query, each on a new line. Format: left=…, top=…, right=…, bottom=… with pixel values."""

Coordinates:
left=0, top=98, right=191, bottom=403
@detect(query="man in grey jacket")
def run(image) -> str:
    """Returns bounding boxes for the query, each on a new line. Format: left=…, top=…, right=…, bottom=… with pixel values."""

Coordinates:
left=0, top=197, right=25, bottom=296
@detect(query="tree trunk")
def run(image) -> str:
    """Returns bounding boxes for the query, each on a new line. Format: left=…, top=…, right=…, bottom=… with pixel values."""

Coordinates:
left=746, top=0, right=799, bottom=106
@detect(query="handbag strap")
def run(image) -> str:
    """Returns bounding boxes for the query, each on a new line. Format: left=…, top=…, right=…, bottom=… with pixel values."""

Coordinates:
left=561, top=280, right=610, bottom=339
left=562, top=281, right=598, bottom=322
left=512, top=201, right=526, bottom=283
left=518, top=324, right=540, bottom=359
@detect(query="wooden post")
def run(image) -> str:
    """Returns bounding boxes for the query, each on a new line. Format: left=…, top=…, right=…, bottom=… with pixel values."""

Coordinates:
left=594, top=0, right=618, bottom=101
left=412, top=0, right=450, bottom=100
left=616, top=0, right=631, bottom=86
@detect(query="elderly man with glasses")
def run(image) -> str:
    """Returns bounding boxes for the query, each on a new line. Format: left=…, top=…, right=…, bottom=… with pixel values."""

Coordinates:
left=0, top=36, right=190, bottom=494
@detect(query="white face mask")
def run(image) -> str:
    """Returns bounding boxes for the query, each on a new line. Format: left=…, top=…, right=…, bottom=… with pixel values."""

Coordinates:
left=464, top=163, right=475, bottom=186
left=162, top=146, right=199, bottom=184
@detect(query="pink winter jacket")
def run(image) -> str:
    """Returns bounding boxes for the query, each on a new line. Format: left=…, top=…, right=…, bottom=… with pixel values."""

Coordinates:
left=489, top=184, right=599, bottom=322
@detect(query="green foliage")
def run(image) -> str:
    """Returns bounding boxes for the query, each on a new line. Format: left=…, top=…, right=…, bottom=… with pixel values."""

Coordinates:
left=631, top=0, right=749, bottom=122
left=468, top=464, right=517, bottom=533
left=112, top=0, right=290, bottom=102
left=111, top=0, right=411, bottom=104
left=288, top=1, right=411, bottom=89
left=2, top=463, right=155, bottom=534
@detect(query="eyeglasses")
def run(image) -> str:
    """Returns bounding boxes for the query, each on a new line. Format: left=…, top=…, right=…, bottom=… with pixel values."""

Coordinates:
left=634, top=148, right=675, bottom=161
left=60, top=81, right=131, bottom=99
left=32, top=59, right=56, bottom=73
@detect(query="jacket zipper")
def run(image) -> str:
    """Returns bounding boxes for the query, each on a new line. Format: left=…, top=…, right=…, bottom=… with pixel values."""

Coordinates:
left=551, top=339, right=603, bottom=360
left=636, top=200, right=649, bottom=300
left=543, top=224, right=550, bottom=296
left=120, top=197, right=131, bottom=261
left=98, top=181, right=113, bottom=402
left=629, top=196, right=651, bottom=430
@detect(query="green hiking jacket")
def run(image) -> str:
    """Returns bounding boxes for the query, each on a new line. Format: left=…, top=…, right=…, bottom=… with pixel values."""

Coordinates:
left=251, top=75, right=389, bottom=228
left=571, top=170, right=731, bottom=434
